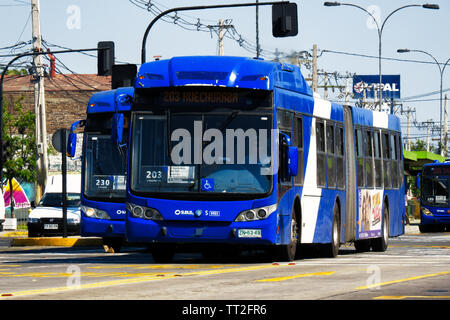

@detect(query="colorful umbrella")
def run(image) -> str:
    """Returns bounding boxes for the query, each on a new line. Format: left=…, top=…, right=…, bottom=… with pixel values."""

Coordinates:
left=3, top=178, right=31, bottom=209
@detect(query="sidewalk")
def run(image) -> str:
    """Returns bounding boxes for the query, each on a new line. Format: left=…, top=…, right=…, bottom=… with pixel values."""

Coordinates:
left=1, top=221, right=422, bottom=247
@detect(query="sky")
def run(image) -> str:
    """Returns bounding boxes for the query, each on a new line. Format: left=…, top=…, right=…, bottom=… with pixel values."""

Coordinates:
left=1, top=0, right=450, bottom=149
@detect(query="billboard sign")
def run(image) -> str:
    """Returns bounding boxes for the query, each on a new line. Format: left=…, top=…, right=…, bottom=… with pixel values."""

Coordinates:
left=353, top=75, right=400, bottom=99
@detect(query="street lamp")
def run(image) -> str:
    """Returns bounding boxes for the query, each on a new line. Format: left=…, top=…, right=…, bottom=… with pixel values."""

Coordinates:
left=324, top=2, right=439, bottom=111
left=397, top=48, right=450, bottom=155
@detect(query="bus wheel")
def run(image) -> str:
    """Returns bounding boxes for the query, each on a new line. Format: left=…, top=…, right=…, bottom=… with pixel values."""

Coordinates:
left=372, top=204, right=389, bottom=252
left=276, top=209, right=299, bottom=262
left=103, top=237, right=123, bottom=253
left=322, top=203, right=340, bottom=258
left=151, top=244, right=176, bottom=263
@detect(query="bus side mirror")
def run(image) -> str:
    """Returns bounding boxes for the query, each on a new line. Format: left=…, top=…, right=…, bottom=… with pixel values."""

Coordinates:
left=67, top=120, right=85, bottom=158
left=272, top=2, right=298, bottom=37
left=112, top=113, right=124, bottom=144
left=67, top=133, right=77, bottom=158
left=287, top=146, right=298, bottom=177
left=416, top=173, right=421, bottom=190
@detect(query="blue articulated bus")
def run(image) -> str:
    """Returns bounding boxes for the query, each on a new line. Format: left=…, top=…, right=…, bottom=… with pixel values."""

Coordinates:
left=418, top=161, right=450, bottom=232
left=70, top=87, right=133, bottom=252
left=117, top=56, right=405, bottom=262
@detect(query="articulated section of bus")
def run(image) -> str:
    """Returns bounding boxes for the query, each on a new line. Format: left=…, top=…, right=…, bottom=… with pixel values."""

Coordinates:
left=419, top=163, right=450, bottom=231
left=78, top=88, right=133, bottom=251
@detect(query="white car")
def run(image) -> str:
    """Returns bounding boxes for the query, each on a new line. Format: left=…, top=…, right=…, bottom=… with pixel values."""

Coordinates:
left=27, top=174, right=81, bottom=237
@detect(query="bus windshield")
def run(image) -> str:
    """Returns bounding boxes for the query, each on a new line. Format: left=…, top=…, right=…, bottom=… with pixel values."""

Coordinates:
left=130, top=111, right=273, bottom=196
left=421, top=175, right=449, bottom=207
left=84, top=134, right=127, bottom=200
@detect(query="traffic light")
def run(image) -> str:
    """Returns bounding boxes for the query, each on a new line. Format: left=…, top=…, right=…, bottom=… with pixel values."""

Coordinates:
left=272, top=3, right=298, bottom=38
left=97, top=41, right=115, bottom=76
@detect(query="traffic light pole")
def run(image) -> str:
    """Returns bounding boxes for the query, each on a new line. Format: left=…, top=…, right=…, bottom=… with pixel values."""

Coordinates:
left=0, top=48, right=104, bottom=185
left=141, top=1, right=289, bottom=64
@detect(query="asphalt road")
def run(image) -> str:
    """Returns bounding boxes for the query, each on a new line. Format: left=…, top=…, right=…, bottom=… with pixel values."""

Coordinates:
left=0, top=225, right=449, bottom=306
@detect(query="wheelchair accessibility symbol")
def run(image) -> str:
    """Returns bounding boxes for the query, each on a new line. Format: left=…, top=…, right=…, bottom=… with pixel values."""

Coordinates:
left=201, top=178, right=214, bottom=192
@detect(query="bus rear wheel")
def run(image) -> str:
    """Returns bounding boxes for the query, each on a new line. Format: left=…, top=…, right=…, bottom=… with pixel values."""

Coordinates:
left=275, top=209, right=299, bottom=262
left=322, top=203, right=340, bottom=258
left=372, top=204, right=389, bottom=252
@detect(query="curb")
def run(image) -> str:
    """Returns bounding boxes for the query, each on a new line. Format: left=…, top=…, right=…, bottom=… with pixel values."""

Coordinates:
left=11, top=237, right=103, bottom=247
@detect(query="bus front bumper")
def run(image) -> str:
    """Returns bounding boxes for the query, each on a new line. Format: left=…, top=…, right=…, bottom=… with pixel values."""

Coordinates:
left=81, top=217, right=125, bottom=238
left=125, top=215, right=278, bottom=246
left=420, top=212, right=450, bottom=226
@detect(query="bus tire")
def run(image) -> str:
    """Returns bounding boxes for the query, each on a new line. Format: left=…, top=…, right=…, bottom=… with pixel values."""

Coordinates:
left=322, top=202, right=340, bottom=258
left=372, top=204, right=389, bottom=252
left=276, top=209, right=299, bottom=262
left=151, top=243, right=176, bottom=263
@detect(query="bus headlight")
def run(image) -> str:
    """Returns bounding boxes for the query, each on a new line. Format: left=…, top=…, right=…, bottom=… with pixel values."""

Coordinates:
left=81, top=206, right=110, bottom=220
left=421, top=207, right=433, bottom=216
left=126, top=203, right=163, bottom=221
left=235, top=204, right=277, bottom=222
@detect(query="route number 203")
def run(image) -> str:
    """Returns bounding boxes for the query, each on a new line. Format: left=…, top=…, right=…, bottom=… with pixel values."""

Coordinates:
left=146, top=170, right=163, bottom=180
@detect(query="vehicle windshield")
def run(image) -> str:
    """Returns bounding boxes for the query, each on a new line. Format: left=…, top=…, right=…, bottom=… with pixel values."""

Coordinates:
left=39, top=193, right=81, bottom=207
left=84, top=134, right=127, bottom=200
left=130, top=112, right=273, bottom=197
left=421, top=175, right=449, bottom=207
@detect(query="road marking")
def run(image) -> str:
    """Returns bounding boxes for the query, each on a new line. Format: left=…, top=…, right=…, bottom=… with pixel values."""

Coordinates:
left=0, top=263, right=293, bottom=298
left=255, top=271, right=335, bottom=282
left=356, top=271, right=450, bottom=290
left=373, top=295, right=450, bottom=300
left=391, top=245, right=450, bottom=249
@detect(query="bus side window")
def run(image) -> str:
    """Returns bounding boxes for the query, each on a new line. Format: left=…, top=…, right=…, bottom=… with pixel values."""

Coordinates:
left=382, top=131, right=392, bottom=189
left=390, top=132, right=399, bottom=189
left=279, top=131, right=292, bottom=184
left=336, top=126, right=345, bottom=190
left=397, top=133, right=403, bottom=188
left=326, top=122, right=336, bottom=188
left=364, top=129, right=374, bottom=188
left=316, top=120, right=326, bottom=187
left=373, top=130, right=383, bottom=188
left=294, top=116, right=304, bottom=186
left=355, top=127, right=365, bottom=188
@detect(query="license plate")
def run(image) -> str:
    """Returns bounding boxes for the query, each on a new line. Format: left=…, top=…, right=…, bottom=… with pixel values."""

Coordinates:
left=44, top=224, right=58, bottom=230
left=238, top=229, right=261, bottom=238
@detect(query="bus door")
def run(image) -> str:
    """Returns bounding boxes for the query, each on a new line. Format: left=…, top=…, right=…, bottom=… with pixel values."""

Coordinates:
left=344, top=106, right=356, bottom=242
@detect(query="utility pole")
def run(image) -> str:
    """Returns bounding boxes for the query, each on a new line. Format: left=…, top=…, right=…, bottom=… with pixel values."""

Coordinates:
left=421, top=120, right=435, bottom=152
left=445, top=94, right=449, bottom=156
left=31, top=0, right=48, bottom=203
left=218, top=19, right=224, bottom=56
left=312, top=44, right=318, bottom=93
left=400, top=106, right=415, bottom=151
left=345, top=77, right=351, bottom=105
left=256, top=0, right=260, bottom=58
left=323, top=72, right=329, bottom=100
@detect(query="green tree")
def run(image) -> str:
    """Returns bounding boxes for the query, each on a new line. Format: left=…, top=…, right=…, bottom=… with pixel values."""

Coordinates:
left=2, top=96, right=36, bottom=216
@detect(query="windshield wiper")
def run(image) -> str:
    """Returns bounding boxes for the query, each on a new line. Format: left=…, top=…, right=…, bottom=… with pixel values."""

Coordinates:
left=219, top=111, right=240, bottom=132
